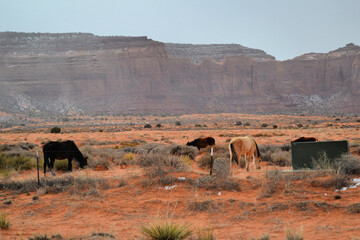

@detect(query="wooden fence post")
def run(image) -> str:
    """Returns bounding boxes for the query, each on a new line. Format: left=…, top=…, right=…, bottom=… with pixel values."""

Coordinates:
left=210, top=147, right=214, bottom=175
left=36, top=150, right=40, bottom=185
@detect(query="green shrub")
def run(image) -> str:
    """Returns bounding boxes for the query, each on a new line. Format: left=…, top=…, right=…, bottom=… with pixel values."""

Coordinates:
left=273, top=125, right=278, bottom=129
left=0, top=153, right=33, bottom=171
left=141, top=222, right=192, bottom=240
left=156, top=123, right=163, bottom=128
left=261, top=123, right=268, bottom=128
left=244, top=122, right=250, bottom=126
left=54, top=160, right=69, bottom=171
left=235, top=121, right=242, bottom=126
left=50, top=127, right=61, bottom=133
left=0, top=211, right=10, bottom=230
left=175, top=121, right=181, bottom=126
left=144, top=124, right=152, bottom=128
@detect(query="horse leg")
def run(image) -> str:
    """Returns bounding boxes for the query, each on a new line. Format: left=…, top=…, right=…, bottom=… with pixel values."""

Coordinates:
left=229, top=152, right=233, bottom=175
left=245, top=154, right=250, bottom=172
left=229, top=144, right=234, bottom=175
left=50, top=158, right=56, bottom=176
left=252, top=154, right=260, bottom=169
left=68, top=157, right=73, bottom=172
left=44, top=155, right=48, bottom=175
left=252, top=154, right=256, bottom=169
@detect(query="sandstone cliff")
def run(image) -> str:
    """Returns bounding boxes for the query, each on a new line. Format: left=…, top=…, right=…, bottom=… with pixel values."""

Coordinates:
left=0, top=32, right=359, bottom=115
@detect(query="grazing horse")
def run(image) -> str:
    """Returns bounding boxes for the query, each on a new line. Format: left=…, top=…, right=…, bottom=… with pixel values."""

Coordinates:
left=229, top=136, right=261, bottom=174
left=291, top=137, right=318, bottom=143
left=43, top=140, right=87, bottom=176
left=186, top=137, right=215, bottom=150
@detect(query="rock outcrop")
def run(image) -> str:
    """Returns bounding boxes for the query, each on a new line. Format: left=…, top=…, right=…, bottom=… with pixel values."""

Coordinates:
left=0, top=32, right=359, bottom=115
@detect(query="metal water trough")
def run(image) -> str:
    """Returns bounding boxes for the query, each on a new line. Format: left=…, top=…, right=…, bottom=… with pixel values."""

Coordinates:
left=291, top=140, right=348, bottom=170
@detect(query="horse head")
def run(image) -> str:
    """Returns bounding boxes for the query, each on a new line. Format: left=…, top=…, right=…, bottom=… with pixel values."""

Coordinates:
left=80, top=156, right=88, bottom=168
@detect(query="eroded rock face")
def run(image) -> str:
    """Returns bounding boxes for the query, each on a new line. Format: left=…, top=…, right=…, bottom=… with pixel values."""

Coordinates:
left=0, top=32, right=359, bottom=115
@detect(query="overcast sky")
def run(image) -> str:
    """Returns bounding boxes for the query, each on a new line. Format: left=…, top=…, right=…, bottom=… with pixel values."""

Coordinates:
left=1, top=0, right=359, bottom=60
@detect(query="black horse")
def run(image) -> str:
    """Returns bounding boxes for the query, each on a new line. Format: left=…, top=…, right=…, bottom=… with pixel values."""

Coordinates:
left=186, top=137, right=215, bottom=150
left=43, top=140, right=87, bottom=175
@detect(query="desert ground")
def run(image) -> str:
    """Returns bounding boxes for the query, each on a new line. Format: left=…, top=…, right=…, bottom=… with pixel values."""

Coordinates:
left=0, top=113, right=359, bottom=240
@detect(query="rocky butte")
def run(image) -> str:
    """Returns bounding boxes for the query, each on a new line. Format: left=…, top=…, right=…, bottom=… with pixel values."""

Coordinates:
left=0, top=32, right=359, bottom=115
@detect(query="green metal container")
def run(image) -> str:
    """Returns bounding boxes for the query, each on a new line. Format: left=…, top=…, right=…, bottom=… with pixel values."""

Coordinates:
left=291, top=140, right=348, bottom=170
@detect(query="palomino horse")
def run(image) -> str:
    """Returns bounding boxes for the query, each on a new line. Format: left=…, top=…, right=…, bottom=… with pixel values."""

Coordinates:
left=229, top=136, right=261, bottom=174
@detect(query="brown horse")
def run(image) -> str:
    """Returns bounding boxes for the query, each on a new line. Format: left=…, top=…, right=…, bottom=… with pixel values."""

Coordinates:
left=291, top=137, right=318, bottom=143
left=186, top=137, right=215, bottom=150
left=229, top=136, right=261, bottom=174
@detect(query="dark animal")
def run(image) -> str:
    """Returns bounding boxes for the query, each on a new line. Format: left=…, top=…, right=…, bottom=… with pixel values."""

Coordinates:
left=229, top=136, right=261, bottom=174
left=291, top=137, right=318, bottom=143
left=43, top=140, right=87, bottom=176
left=186, top=137, right=215, bottom=150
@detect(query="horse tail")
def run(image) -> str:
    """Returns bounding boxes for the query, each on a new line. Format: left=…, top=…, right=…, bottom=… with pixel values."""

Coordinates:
left=229, top=142, right=239, bottom=165
left=254, top=140, right=261, bottom=159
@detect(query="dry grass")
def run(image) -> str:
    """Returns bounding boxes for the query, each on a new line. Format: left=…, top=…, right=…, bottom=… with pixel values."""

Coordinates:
left=186, top=200, right=219, bottom=212
left=0, top=175, right=108, bottom=194
left=194, top=175, right=241, bottom=191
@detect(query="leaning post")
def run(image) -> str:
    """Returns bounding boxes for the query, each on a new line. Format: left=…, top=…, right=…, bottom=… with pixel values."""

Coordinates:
left=209, top=147, right=214, bottom=175
left=36, top=150, right=40, bottom=185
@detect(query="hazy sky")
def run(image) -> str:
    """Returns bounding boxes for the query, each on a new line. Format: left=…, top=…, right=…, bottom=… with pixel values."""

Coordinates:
left=2, top=0, right=359, bottom=60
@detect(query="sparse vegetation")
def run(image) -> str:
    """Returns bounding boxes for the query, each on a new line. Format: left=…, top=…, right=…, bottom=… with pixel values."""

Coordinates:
left=144, top=123, right=152, bottom=128
left=0, top=211, right=10, bottom=230
left=187, top=200, right=219, bottom=212
left=251, top=233, right=270, bottom=240
left=141, top=222, right=192, bottom=240
left=54, top=159, right=69, bottom=171
left=1, top=113, right=360, bottom=238
left=175, top=121, right=181, bottom=126
left=194, top=176, right=241, bottom=191
left=0, top=175, right=108, bottom=194
left=285, top=226, right=304, bottom=240
left=50, top=127, right=61, bottom=133
left=0, top=153, right=34, bottom=172
left=196, top=227, right=215, bottom=240
left=235, top=121, right=242, bottom=126
left=258, top=144, right=291, bottom=166
left=347, top=203, right=360, bottom=214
